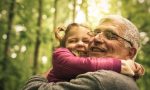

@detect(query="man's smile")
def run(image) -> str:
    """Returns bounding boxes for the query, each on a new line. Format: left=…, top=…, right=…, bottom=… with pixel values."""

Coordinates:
left=90, top=47, right=107, bottom=52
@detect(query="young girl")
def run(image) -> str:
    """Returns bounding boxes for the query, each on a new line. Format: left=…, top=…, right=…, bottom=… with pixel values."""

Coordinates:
left=47, top=23, right=144, bottom=82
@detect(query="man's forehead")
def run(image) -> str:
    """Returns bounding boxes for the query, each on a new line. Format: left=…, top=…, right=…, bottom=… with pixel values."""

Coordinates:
left=95, top=24, right=123, bottom=35
left=98, top=21, right=121, bottom=27
left=95, top=24, right=117, bottom=31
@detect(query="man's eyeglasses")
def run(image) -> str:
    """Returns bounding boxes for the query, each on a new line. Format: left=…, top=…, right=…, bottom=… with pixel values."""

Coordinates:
left=88, top=30, right=133, bottom=47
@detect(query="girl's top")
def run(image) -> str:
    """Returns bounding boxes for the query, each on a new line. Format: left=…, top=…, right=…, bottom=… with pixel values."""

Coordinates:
left=47, top=48, right=121, bottom=82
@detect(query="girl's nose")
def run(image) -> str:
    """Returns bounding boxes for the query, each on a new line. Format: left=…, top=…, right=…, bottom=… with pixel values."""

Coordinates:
left=77, top=41, right=84, bottom=46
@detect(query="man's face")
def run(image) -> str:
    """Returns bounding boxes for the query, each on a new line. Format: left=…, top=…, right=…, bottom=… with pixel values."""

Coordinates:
left=88, top=22, right=132, bottom=59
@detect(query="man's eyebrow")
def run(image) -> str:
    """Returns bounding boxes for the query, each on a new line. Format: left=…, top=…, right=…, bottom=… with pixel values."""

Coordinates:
left=105, top=28, right=115, bottom=32
left=94, top=28, right=101, bottom=31
left=94, top=28, right=115, bottom=32
left=105, top=28, right=118, bottom=34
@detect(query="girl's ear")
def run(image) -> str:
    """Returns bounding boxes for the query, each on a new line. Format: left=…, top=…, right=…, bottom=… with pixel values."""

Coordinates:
left=129, top=48, right=136, bottom=59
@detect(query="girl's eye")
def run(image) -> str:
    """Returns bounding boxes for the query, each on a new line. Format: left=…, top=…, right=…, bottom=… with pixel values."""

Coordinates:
left=83, top=40, right=90, bottom=44
left=68, top=39, right=77, bottom=43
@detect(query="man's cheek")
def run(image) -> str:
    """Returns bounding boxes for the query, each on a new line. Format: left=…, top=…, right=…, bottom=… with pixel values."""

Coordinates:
left=89, top=37, right=94, bottom=42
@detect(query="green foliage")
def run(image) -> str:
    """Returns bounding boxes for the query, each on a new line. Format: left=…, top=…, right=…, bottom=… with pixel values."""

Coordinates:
left=0, top=0, right=150, bottom=89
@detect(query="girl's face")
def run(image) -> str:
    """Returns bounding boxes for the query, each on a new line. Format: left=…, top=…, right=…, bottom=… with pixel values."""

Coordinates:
left=65, top=26, right=92, bottom=56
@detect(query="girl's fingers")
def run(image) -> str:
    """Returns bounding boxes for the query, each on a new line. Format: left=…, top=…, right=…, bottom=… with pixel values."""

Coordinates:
left=134, top=63, right=145, bottom=76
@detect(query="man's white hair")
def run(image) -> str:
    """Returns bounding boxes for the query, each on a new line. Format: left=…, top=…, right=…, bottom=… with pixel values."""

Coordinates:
left=99, top=15, right=140, bottom=59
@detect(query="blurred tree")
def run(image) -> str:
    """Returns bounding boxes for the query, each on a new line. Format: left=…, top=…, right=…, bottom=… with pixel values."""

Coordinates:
left=0, top=0, right=16, bottom=89
left=51, top=0, right=58, bottom=51
left=53, top=0, right=58, bottom=30
left=81, top=0, right=89, bottom=22
left=73, top=0, right=76, bottom=22
left=33, top=0, right=43, bottom=75
left=0, top=0, right=149, bottom=90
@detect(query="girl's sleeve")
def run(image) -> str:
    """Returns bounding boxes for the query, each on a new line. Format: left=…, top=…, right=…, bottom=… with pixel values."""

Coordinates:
left=52, top=48, right=121, bottom=80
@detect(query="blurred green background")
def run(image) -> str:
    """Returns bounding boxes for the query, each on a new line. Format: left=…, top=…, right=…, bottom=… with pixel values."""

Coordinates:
left=0, top=0, right=150, bottom=90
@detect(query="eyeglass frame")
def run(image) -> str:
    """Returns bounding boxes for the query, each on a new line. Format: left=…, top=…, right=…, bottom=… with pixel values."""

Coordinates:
left=87, top=29, right=133, bottom=47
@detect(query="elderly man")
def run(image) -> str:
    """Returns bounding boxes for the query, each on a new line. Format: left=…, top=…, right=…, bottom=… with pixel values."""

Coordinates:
left=23, top=15, right=142, bottom=90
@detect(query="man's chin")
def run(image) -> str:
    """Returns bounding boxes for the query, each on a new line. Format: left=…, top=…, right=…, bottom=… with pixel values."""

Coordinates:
left=89, top=52, right=106, bottom=57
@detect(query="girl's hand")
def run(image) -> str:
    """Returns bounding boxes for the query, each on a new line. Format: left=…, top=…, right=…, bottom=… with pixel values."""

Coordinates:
left=121, top=60, right=145, bottom=77
left=121, top=60, right=135, bottom=76
left=134, top=62, right=145, bottom=76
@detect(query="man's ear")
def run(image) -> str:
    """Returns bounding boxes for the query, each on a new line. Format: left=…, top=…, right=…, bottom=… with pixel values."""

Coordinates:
left=129, top=48, right=136, bottom=59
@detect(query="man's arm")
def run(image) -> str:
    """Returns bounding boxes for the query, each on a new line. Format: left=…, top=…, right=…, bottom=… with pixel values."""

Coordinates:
left=23, top=74, right=99, bottom=90
left=23, top=70, right=139, bottom=90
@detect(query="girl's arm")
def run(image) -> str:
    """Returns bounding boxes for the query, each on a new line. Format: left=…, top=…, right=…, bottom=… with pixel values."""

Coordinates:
left=52, top=48, right=121, bottom=80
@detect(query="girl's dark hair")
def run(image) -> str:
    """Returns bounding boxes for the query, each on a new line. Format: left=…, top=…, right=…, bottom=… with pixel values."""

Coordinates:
left=54, top=23, right=91, bottom=47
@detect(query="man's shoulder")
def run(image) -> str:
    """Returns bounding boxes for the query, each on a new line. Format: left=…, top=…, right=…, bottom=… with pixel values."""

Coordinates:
left=77, top=70, right=139, bottom=90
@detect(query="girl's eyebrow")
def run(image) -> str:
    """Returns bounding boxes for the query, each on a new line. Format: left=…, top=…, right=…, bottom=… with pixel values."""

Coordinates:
left=83, top=38, right=90, bottom=39
left=68, top=37, right=80, bottom=40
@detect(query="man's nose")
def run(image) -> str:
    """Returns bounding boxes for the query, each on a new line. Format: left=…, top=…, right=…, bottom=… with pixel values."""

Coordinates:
left=93, top=33, right=105, bottom=45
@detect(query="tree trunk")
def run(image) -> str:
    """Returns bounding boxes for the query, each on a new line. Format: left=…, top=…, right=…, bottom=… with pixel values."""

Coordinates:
left=4, top=0, right=16, bottom=64
left=1, top=0, right=16, bottom=89
left=33, top=0, right=42, bottom=75
left=73, top=0, right=76, bottom=22
left=51, top=0, right=58, bottom=51
left=84, top=0, right=88, bottom=22
left=53, top=0, right=58, bottom=31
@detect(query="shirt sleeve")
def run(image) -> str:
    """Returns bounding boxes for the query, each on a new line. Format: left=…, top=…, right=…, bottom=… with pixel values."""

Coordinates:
left=22, top=74, right=99, bottom=90
left=52, top=48, right=121, bottom=80
left=23, top=70, right=139, bottom=90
